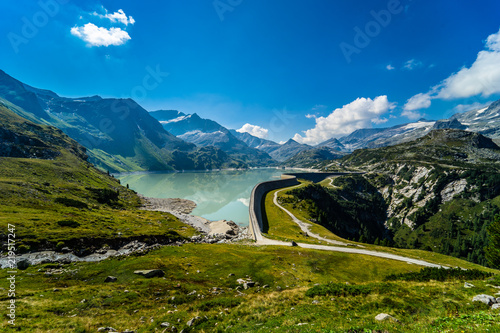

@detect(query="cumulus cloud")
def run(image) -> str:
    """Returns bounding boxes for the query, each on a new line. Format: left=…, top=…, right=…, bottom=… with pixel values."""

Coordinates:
left=293, top=96, right=396, bottom=145
left=404, top=92, right=432, bottom=112
left=71, top=23, right=131, bottom=47
left=305, top=114, right=316, bottom=119
left=236, top=123, right=269, bottom=139
left=386, top=64, right=395, bottom=70
left=94, top=8, right=135, bottom=26
left=403, top=28, right=500, bottom=112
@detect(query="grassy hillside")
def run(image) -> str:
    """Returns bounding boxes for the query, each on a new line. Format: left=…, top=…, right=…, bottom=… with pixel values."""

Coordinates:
left=0, top=105, right=196, bottom=252
left=1, top=243, right=499, bottom=332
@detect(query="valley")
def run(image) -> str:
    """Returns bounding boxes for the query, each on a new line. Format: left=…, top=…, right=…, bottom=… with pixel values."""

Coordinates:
left=2, top=70, right=500, bottom=332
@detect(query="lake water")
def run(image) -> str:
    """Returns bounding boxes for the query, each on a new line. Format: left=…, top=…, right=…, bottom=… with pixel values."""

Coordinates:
left=116, top=168, right=293, bottom=226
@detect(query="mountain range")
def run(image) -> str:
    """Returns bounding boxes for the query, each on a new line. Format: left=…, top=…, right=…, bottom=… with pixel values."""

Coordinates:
left=150, top=110, right=274, bottom=166
left=3, top=69, right=500, bottom=173
left=0, top=70, right=254, bottom=172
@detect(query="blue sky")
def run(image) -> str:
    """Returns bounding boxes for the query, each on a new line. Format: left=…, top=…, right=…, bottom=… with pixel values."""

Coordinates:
left=2, top=0, right=500, bottom=144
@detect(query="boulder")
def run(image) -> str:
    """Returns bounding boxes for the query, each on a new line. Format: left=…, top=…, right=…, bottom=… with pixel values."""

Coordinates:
left=104, top=276, right=117, bottom=283
left=133, top=269, right=165, bottom=278
left=208, top=220, right=239, bottom=237
left=472, top=294, right=497, bottom=306
left=375, top=313, right=399, bottom=322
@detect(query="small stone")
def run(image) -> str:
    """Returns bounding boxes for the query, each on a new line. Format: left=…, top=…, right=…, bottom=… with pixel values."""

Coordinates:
left=105, top=276, right=117, bottom=283
left=291, top=241, right=298, bottom=247
left=187, top=316, right=201, bottom=327
left=312, top=300, right=319, bottom=304
left=160, top=322, right=171, bottom=327
left=492, top=304, right=500, bottom=310
left=464, top=282, right=475, bottom=288
left=228, top=273, right=235, bottom=277
left=53, top=288, right=60, bottom=292
left=375, top=313, right=399, bottom=322
left=97, top=328, right=117, bottom=332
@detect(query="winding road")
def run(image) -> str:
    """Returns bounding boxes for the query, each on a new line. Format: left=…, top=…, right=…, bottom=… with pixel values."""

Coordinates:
left=253, top=182, right=444, bottom=268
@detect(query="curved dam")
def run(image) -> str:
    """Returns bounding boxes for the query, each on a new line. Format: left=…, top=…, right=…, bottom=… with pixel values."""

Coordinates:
left=248, top=172, right=351, bottom=241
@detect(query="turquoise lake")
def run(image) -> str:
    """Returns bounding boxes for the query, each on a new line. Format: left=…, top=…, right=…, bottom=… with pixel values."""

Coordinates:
left=116, top=168, right=294, bottom=226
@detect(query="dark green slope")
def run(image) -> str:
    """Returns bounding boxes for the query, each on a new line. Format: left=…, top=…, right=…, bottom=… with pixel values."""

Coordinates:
left=0, top=105, right=195, bottom=253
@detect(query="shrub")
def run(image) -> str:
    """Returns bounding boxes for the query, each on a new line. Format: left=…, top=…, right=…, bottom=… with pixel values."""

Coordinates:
left=57, top=220, right=81, bottom=228
left=54, top=197, right=88, bottom=209
left=306, top=283, right=373, bottom=298
left=384, top=267, right=494, bottom=282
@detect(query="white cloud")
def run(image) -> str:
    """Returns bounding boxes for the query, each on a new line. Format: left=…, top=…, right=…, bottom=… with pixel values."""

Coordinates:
left=403, top=28, right=500, bottom=111
left=401, top=109, right=424, bottom=121
left=293, top=96, right=396, bottom=145
left=94, top=8, right=135, bottom=26
left=403, top=59, right=423, bottom=70
left=71, top=23, right=131, bottom=47
left=236, top=123, right=269, bottom=139
left=386, top=64, right=395, bottom=70
left=404, top=92, right=432, bottom=111
left=305, top=114, right=316, bottom=119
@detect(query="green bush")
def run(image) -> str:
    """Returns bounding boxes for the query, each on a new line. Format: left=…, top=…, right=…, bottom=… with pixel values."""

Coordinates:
left=57, top=220, right=81, bottom=228
left=54, top=197, right=88, bottom=209
left=306, top=283, right=373, bottom=298
left=384, top=267, right=494, bottom=282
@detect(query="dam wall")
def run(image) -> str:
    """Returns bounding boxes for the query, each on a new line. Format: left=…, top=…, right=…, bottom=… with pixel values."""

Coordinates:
left=248, top=172, right=351, bottom=240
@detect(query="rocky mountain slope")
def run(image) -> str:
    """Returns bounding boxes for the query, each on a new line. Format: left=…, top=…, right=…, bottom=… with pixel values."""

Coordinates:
left=0, top=71, right=244, bottom=172
left=315, top=129, right=500, bottom=265
left=260, top=139, right=312, bottom=162
left=150, top=110, right=275, bottom=166
left=318, top=99, right=500, bottom=153
left=281, top=146, right=346, bottom=168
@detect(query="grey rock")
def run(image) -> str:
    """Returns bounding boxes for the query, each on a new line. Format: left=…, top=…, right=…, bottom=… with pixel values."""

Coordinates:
left=375, top=313, right=399, bottom=322
left=472, top=294, right=497, bottom=306
left=104, top=276, right=117, bottom=283
left=97, top=328, right=117, bottom=332
left=160, top=322, right=171, bottom=327
left=133, top=269, right=165, bottom=278
left=492, top=303, right=500, bottom=310
left=464, top=282, right=475, bottom=288
left=187, top=316, right=201, bottom=327
left=291, top=241, right=298, bottom=247
left=312, top=300, right=319, bottom=304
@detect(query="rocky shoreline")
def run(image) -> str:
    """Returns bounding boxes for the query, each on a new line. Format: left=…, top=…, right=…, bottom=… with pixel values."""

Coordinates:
left=0, top=197, right=250, bottom=269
